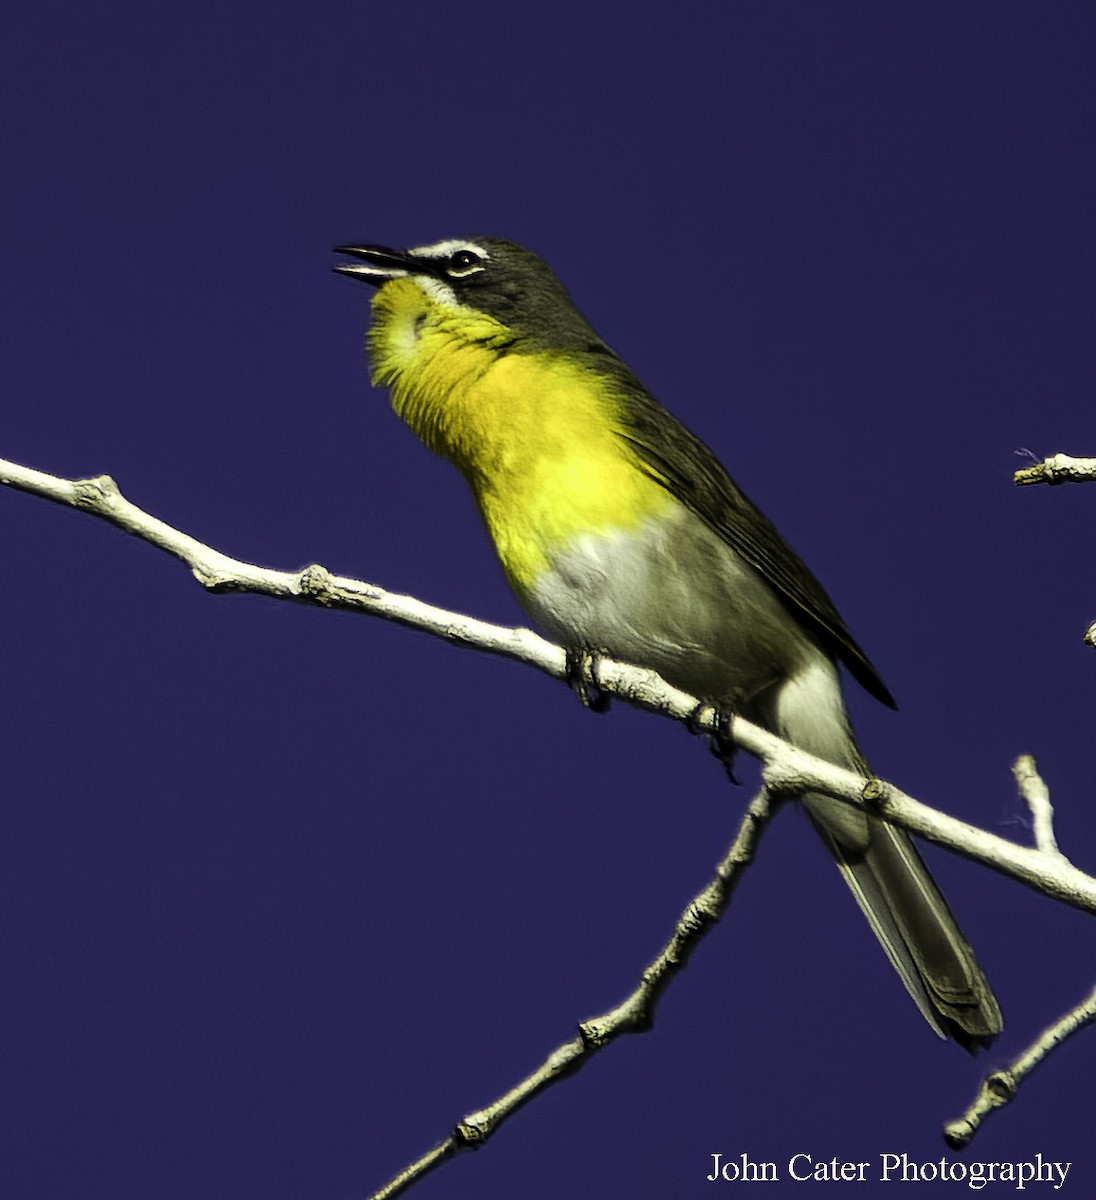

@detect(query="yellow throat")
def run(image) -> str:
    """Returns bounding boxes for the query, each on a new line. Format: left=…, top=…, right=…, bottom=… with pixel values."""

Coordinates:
left=366, top=277, right=673, bottom=593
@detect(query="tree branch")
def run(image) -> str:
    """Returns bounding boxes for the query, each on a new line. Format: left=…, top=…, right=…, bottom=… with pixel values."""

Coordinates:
left=944, top=982, right=1096, bottom=1149
left=939, top=760, right=1096, bottom=1149
left=7, top=452, right=1096, bottom=1179
left=1011, top=451, right=1096, bottom=647
left=1012, top=755, right=1069, bottom=863
left=2, top=454, right=1094, bottom=911
left=365, top=788, right=777, bottom=1200
left=1013, top=452, right=1096, bottom=486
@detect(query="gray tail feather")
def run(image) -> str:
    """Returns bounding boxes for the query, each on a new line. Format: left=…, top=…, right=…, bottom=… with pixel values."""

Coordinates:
left=806, top=797, right=1002, bottom=1051
left=769, top=657, right=1001, bottom=1049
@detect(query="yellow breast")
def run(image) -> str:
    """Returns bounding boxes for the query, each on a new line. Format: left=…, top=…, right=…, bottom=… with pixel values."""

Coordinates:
left=367, top=278, right=673, bottom=593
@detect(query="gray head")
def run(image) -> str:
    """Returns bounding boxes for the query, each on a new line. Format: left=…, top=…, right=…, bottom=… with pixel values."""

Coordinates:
left=334, top=236, right=605, bottom=350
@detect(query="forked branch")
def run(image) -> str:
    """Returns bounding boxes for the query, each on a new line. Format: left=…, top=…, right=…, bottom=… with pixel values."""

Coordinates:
left=4, top=453, right=1096, bottom=1182
left=2, top=455, right=1092, bottom=912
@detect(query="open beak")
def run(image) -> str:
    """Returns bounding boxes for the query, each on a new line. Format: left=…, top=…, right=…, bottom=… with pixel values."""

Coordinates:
left=333, top=244, right=420, bottom=286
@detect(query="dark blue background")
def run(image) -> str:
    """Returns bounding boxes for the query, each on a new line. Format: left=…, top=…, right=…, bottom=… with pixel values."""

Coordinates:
left=3, top=3, right=1094, bottom=1197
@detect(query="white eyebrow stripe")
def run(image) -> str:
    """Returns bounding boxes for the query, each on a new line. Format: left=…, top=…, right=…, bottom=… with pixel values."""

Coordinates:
left=408, top=238, right=489, bottom=260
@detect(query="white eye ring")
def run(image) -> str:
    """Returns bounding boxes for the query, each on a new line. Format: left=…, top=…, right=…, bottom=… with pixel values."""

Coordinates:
left=446, top=249, right=486, bottom=277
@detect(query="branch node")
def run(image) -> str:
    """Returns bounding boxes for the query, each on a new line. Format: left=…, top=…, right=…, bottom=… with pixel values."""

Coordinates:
left=297, top=562, right=335, bottom=604
left=861, top=778, right=888, bottom=809
left=72, top=473, right=119, bottom=511
left=942, top=1119, right=975, bottom=1151
left=191, top=564, right=243, bottom=593
left=454, top=1116, right=489, bottom=1149
left=680, top=895, right=717, bottom=938
left=985, top=1069, right=1018, bottom=1102
left=580, top=1016, right=611, bottom=1045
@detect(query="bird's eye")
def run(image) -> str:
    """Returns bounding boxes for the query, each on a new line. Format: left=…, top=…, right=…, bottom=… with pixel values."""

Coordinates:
left=446, top=248, right=485, bottom=277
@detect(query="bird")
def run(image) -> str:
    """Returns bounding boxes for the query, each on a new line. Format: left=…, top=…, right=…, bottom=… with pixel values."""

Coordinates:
left=333, top=236, right=1002, bottom=1050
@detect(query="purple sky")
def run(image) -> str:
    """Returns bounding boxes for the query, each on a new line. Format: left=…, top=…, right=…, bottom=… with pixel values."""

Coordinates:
left=3, top=3, right=1095, bottom=1197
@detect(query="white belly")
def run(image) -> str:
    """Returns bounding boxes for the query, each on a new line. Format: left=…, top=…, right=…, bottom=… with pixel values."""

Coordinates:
left=524, top=504, right=818, bottom=713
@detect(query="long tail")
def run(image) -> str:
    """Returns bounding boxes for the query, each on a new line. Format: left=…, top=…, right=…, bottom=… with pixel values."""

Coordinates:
left=805, top=798, right=1002, bottom=1049
left=775, top=659, right=1002, bottom=1051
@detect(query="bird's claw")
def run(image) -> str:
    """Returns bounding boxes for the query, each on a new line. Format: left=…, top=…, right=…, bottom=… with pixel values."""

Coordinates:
left=689, top=702, right=739, bottom=783
left=565, top=648, right=611, bottom=713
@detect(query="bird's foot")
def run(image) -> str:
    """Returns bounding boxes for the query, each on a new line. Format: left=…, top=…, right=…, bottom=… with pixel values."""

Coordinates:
left=565, top=647, right=611, bottom=713
left=688, top=702, right=739, bottom=783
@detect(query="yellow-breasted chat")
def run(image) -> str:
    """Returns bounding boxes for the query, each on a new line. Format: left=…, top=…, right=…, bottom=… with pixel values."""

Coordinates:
left=334, top=236, right=1001, bottom=1051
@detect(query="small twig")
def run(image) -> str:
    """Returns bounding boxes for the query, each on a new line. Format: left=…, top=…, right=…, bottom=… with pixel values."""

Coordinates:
left=1013, top=452, right=1096, bottom=486
left=1011, top=452, right=1096, bottom=646
left=944, top=982, right=1096, bottom=1148
left=365, top=788, right=777, bottom=1200
left=1012, top=755, right=1069, bottom=863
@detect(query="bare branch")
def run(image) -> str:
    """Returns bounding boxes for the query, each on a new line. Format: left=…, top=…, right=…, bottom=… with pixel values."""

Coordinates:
left=1014, top=452, right=1096, bottom=486
left=365, top=789, right=777, bottom=1200
left=944, top=982, right=1096, bottom=1148
left=2, top=454, right=1095, bottom=914
left=9, top=452, right=1096, bottom=1186
left=0, top=455, right=569, bottom=669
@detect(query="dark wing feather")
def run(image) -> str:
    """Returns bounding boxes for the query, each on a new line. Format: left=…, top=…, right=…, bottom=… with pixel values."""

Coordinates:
left=605, top=369, right=896, bottom=709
